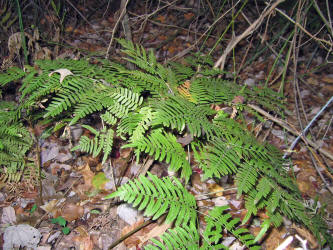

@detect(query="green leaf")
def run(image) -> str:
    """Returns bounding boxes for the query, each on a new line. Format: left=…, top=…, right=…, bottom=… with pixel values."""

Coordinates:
left=62, top=227, right=70, bottom=235
left=92, top=172, right=109, bottom=190
left=51, top=216, right=67, bottom=227
left=254, top=218, right=270, bottom=242
left=30, top=204, right=37, bottom=214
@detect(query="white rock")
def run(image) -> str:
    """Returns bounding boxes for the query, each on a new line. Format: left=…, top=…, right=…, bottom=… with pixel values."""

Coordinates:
left=244, top=78, right=255, bottom=87
left=1, top=206, right=16, bottom=224
left=117, top=204, right=143, bottom=225
left=3, top=224, right=41, bottom=250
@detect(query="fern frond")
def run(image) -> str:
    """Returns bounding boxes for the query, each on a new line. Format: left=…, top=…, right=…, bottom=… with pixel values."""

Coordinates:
left=123, top=130, right=192, bottom=182
left=100, top=111, right=117, bottom=125
left=203, top=206, right=259, bottom=250
left=110, top=87, right=143, bottom=110
left=105, top=172, right=197, bottom=226
left=0, top=66, right=26, bottom=86
left=117, top=39, right=159, bottom=75
left=44, top=76, right=94, bottom=118
left=153, top=96, right=215, bottom=138
left=168, top=62, right=195, bottom=82
left=117, top=106, right=153, bottom=141
left=0, top=102, right=32, bottom=172
left=71, top=126, right=114, bottom=164
left=145, top=223, right=200, bottom=250
left=69, top=88, right=115, bottom=125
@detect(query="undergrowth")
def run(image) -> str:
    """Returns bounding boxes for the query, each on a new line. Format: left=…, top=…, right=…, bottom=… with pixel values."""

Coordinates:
left=0, top=39, right=332, bottom=248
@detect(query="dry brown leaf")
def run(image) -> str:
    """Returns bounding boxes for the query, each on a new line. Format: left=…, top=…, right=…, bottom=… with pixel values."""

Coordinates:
left=60, top=203, right=84, bottom=222
left=74, top=225, right=94, bottom=249
left=137, top=222, right=172, bottom=247
left=264, top=227, right=292, bottom=250
left=184, top=12, right=194, bottom=20
left=73, top=234, right=93, bottom=250
left=79, top=164, right=95, bottom=188
left=207, top=183, right=224, bottom=197
left=40, top=199, right=61, bottom=214
left=322, top=76, right=333, bottom=84
left=291, top=224, right=318, bottom=249
left=122, top=218, right=146, bottom=247
left=155, top=15, right=166, bottom=23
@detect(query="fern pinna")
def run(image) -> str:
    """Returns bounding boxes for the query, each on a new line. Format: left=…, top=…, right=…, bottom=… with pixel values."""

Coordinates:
left=0, top=39, right=332, bottom=247
left=106, top=172, right=259, bottom=249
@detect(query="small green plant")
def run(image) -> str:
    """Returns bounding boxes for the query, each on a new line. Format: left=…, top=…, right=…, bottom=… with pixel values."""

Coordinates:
left=29, top=204, right=37, bottom=215
left=51, top=216, right=70, bottom=235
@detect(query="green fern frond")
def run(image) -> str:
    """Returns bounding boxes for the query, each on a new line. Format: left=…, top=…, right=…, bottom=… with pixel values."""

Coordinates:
left=44, top=76, right=94, bottom=118
left=153, top=96, right=215, bottom=138
left=0, top=102, right=32, bottom=172
left=0, top=66, right=26, bottom=87
left=203, top=206, right=259, bottom=250
left=69, top=88, right=115, bottom=125
left=110, top=87, right=143, bottom=110
left=168, top=62, right=195, bottom=82
left=100, top=111, right=117, bottom=125
left=118, top=39, right=159, bottom=75
left=117, top=106, right=153, bottom=141
left=236, top=160, right=259, bottom=194
left=123, top=129, right=192, bottom=182
left=71, top=125, right=114, bottom=164
left=105, top=172, right=197, bottom=226
left=145, top=223, right=200, bottom=250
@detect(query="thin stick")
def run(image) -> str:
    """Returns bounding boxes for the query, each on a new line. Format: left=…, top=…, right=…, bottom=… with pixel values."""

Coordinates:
left=106, top=0, right=130, bottom=59
left=283, top=96, right=333, bottom=159
left=274, top=6, right=332, bottom=49
left=247, top=104, right=333, bottom=161
left=214, top=0, right=285, bottom=70
left=108, top=219, right=154, bottom=249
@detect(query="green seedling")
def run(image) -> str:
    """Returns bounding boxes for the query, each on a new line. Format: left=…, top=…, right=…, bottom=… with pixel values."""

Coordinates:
left=29, top=204, right=37, bottom=215
left=51, top=216, right=70, bottom=235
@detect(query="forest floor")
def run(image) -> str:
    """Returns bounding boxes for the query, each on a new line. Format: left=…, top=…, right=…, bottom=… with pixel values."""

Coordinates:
left=0, top=1, right=333, bottom=249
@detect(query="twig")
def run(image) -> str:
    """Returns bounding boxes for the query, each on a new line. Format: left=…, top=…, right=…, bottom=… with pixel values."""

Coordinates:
left=108, top=219, right=154, bottom=249
left=64, top=0, right=94, bottom=28
left=170, top=0, right=242, bottom=61
left=274, top=5, right=333, bottom=50
left=308, top=147, right=333, bottom=194
left=276, top=236, right=294, bottom=250
left=214, top=0, right=285, bottom=70
left=106, top=0, right=130, bottom=59
left=247, top=104, right=333, bottom=161
left=295, top=234, right=308, bottom=250
left=283, top=96, right=333, bottom=159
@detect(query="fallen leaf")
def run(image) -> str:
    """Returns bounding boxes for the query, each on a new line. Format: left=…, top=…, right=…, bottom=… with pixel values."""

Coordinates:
left=291, top=224, right=318, bottom=249
left=48, top=69, right=74, bottom=83
left=155, top=15, right=166, bottom=23
left=264, top=227, right=291, bottom=250
left=92, top=172, right=109, bottom=190
left=322, top=75, right=333, bottom=84
left=73, top=226, right=93, bottom=250
left=207, top=183, right=224, bottom=197
left=184, top=12, right=194, bottom=20
left=137, top=222, right=172, bottom=247
left=79, top=164, right=95, bottom=190
left=59, top=203, right=84, bottom=222
left=1, top=206, right=16, bottom=224
left=40, top=199, right=62, bottom=215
